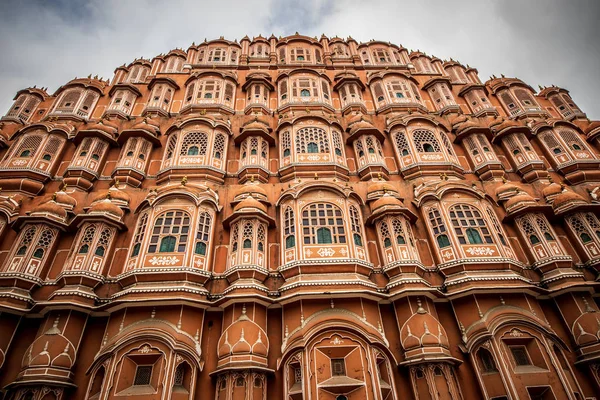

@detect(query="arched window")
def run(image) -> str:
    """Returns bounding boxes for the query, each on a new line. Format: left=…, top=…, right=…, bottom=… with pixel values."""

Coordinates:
left=180, top=132, right=208, bottom=156
left=412, top=129, right=442, bottom=153
left=530, top=234, right=540, bottom=244
left=296, top=127, right=330, bottom=154
left=516, top=213, right=565, bottom=262
left=7, top=225, right=58, bottom=276
left=213, top=133, right=225, bottom=161
left=349, top=205, right=364, bottom=247
left=437, top=235, right=451, bottom=248
left=195, top=211, right=212, bottom=256
left=566, top=212, right=600, bottom=259
left=284, top=207, right=295, bottom=249
left=242, top=222, right=254, bottom=249
left=449, top=204, right=493, bottom=245
left=302, top=203, right=346, bottom=245
left=78, top=225, right=96, bottom=254
left=428, top=208, right=451, bottom=249
left=281, top=131, right=291, bottom=158
left=477, top=348, right=497, bottom=373
left=131, top=212, right=148, bottom=258
left=300, top=89, right=310, bottom=97
left=257, top=225, right=265, bottom=253
left=332, top=131, right=344, bottom=158
left=148, top=211, right=191, bottom=254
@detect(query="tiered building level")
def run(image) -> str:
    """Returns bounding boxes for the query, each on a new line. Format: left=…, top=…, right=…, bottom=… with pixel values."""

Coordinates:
left=0, top=33, right=599, bottom=400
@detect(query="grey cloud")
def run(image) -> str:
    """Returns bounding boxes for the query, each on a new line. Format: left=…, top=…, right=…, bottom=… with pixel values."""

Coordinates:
left=0, top=0, right=598, bottom=118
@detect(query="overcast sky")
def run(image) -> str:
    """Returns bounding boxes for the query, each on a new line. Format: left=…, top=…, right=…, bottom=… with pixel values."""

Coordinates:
left=0, top=0, right=599, bottom=118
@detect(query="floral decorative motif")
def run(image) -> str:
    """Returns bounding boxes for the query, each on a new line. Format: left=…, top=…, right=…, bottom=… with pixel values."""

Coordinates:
left=317, top=247, right=335, bottom=257
left=465, top=247, right=496, bottom=256
left=148, top=256, right=180, bottom=266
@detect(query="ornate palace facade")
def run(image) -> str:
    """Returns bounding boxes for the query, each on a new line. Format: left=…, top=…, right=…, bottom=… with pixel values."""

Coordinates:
left=0, top=33, right=599, bottom=400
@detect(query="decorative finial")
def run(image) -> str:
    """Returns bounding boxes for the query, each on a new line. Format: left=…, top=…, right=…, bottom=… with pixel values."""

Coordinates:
left=416, top=298, right=426, bottom=314
left=181, top=176, right=188, bottom=186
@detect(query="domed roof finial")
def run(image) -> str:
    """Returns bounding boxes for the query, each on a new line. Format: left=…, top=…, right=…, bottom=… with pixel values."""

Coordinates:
left=181, top=176, right=188, bottom=186
left=416, top=298, right=426, bottom=314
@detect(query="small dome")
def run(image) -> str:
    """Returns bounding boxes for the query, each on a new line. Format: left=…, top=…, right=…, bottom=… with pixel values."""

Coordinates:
left=34, top=200, right=67, bottom=219
left=217, top=308, right=269, bottom=360
left=233, top=195, right=267, bottom=214
left=89, top=198, right=124, bottom=219
left=241, top=118, right=271, bottom=134
left=505, top=191, right=536, bottom=212
left=53, top=190, right=77, bottom=209
left=400, top=302, right=449, bottom=352
left=492, top=118, right=522, bottom=133
left=131, top=116, right=160, bottom=132
left=495, top=180, right=520, bottom=200
left=447, top=113, right=468, bottom=127
left=371, top=193, right=403, bottom=213
left=553, top=190, right=586, bottom=211
left=542, top=182, right=563, bottom=202
left=455, top=119, right=481, bottom=132
left=83, top=119, right=118, bottom=136
left=235, top=183, right=268, bottom=200
left=92, top=185, right=130, bottom=206
left=367, top=181, right=398, bottom=196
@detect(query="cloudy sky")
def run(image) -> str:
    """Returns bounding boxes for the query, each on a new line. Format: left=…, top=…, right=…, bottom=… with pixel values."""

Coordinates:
left=0, top=0, right=599, bottom=118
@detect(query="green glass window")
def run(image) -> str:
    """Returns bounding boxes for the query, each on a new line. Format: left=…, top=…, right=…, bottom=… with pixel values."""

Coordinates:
left=317, top=228, right=332, bottom=244
left=466, top=228, right=483, bottom=244
left=529, top=234, right=540, bottom=244
left=307, top=143, right=318, bottom=153
left=195, top=241, right=207, bottom=255
left=437, top=234, right=450, bottom=248
left=159, top=236, right=176, bottom=252
left=286, top=235, right=295, bottom=249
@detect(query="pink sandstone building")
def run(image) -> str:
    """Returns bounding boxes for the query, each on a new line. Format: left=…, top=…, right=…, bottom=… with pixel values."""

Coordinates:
left=0, top=33, right=599, bottom=400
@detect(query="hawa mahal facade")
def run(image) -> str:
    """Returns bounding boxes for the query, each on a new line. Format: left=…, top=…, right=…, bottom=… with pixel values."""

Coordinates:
left=0, top=33, right=600, bottom=400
